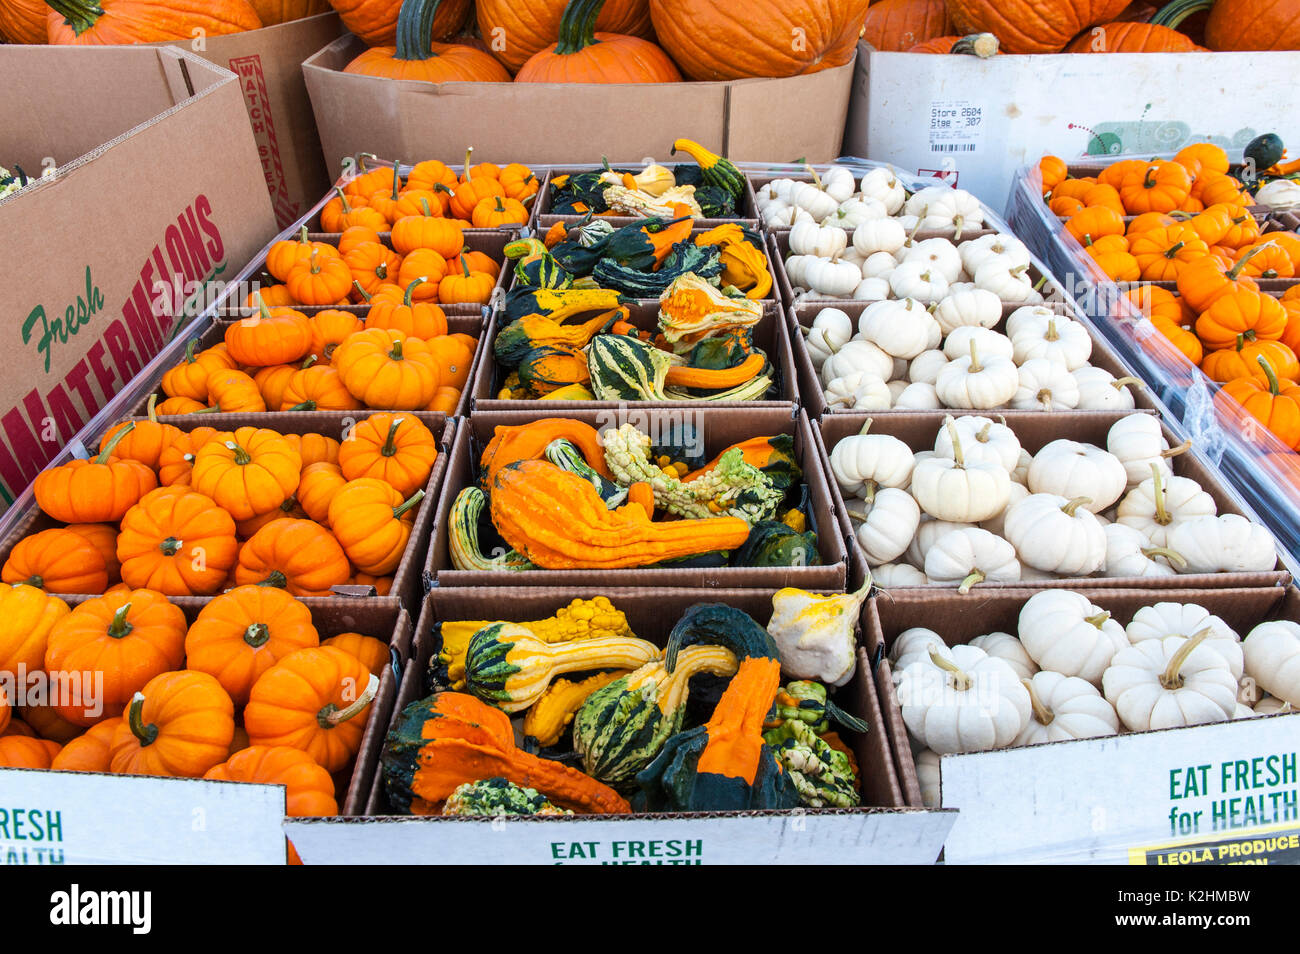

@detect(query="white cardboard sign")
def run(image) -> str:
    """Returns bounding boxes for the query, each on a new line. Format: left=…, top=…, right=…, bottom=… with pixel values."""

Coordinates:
left=939, top=713, right=1300, bottom=865
left=286, top=809, right=955, bottom=866
left=0, top=768, right=287, bottom=865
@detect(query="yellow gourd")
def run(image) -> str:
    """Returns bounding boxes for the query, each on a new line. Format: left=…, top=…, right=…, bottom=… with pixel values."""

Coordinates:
left=522, top=670, right=628, bottom=747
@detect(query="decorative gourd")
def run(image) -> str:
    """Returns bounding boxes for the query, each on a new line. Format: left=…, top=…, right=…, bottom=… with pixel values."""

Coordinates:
left=1013, top=672, right=1119, bottom=746
left=521, top=671, right=627, bottom=748
left=896, top=644, right=1030, bottom=754
left=381, top=691, right=630, bottom=813
left=243, top=647, right=378, bottom=773
left=108, top=670, right=235, bottom=778
left=480, top=418, right=611, bottom=486
left=766, top=581, right=871, bottom=686
left=586, top=334, right=673, bottom=402
left=1018, top=590, right=1126, bottom=687
left=1102, top=631, right=1237, bottom=731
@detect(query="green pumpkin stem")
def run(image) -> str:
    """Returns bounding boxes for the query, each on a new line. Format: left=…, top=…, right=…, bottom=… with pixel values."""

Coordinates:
left=244, top=622, right=271, bottom=647
left=108, top=602, right=134, bottom=640
left=333, top=187, right=353, bottom=214
left=396, top=0, right=446, bottom=63
left=159, top=537, right=182, bottom=556
left=317, top=673, right=379, bottom=729
left=286, top=401, right=316, bottom=412
left=352, top=280, right=372, bottom=302
left=255, top=294, right=274, bottom=325
left=1258, top=355, right=1282, bottom=396
left=183, top=340, right=198, bottom=364
left=225, top=440, right=253, bottom=466
left=389, top=338, right=405, bottom=361
left=258, top=571, right=288, bottom=591
left=45, top=0, right=103, bottom=36
left=126, top=692, right=159, bottom=748
left=146, top=392, right=159, bottom=424
left=389, top=161, right=403, bottom=200
left=403, top=277, right=425, bottom=306
left=96, top=421, right=136, bottom=465
left=393, top=489, right=425, bottom=519
left=1150, top=0, right=1214, bottom=29
left=1062, top=496, right=1093, bottom=517
left=1226, top=242, right=1267, bottom=280
left=21, top=575, right=43, bottom=589
left=1164, top=241, right=1185, bottom=259
left=419, top=197, right=434, bottom=218
left=298, top=225, right=310, bottom=245
left=1160, top=627, right=1214, bottom=689
left=1150, top=462, right=1170, bottom=526
left=554, top=0, right=604, bottom=55
left=382, top=417, right=405, bottom=457
left=928, top=648, right=972, bottom=692
left=957, top=570, right=985, bottom=594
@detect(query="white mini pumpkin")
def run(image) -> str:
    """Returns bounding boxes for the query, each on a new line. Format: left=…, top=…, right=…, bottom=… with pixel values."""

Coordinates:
left=910, top=420, right=1011, bottom=522
left=804, top=307, right=853, bottom=369
left=960, top=232, right=1031, bottom=275
left=821, top=339, right=894, bottom=386
left=1102, top=523, right=1184, bottom=578
left=853, top=219, right=907, bottom=258
left=1243, top=621, right=1300, bottom=706
left=860, top=250, right=900, bottom=279
left=901, top=237, right=963, bottom=283
left=909, top=349, right=949, bottom=386
left=1013, top=671, right=1119, bottom=746
left=859, top=167, right=907, bottom=214
left=1003, top=493, right=1107, bottom=576
left=824, top=372, right=892, bottom=410
left=790, top=220, right=848, bottom=258
left=829, top=422, right=914, bottom=497
left=889, top=261, right=950, bottom=302
left=1102, top=632, right=1237, bottom=731
left=1126, top=602, right=1243, bottom=680
left=905, top=518, right=977, bottom=568
left=970, top=632, right=1038, bottom=681
left=894, top=381, right=942, bottom=409
left=852, top=277, right=891, bottom=300
left=934, top=341, right=1019, bottom=409
left=789, top=180, right=839, bottom=220
left=1028, top=439, right=1127, bottom=511
left=978, top=481, right=1030, bottom=537
left=1167, top=514, right=1277, bottom=574
left=849, top=486, right=921, bottom=565
left=891, top=626, right=950, bottom=671
left=825, top=197, right=888, bottom=230
left=1116, top=466, right=1217, bottom=548
left=804, top=257, right=862, bottom=297
left=974, top=259, right=1042, bottom=303
left=1019, top=590, right=1127, bottom=687
left=1012, top=358, right=1081, bottom=411
left=859, top=298, right=939, bottom=359
left=933, top=288, right=1002, bottom=336
left=924, top=527, right=1021, bottom=592
left=934, top=415, right=1021, bottom=472
left=873, top=562, right=930, bottom=587
left=1107, top=414, right=1186, bottom=490
left=1005, top=304, right=1060, bottom=340
left=912, top=187, right=985, bottom=237
left=896, top=644, right=1030, bottom=754
left=1073, top=367, right=1141, bottom=411
left=1009, top=315, right=1093, bottom=370
left=818, top=165, right=857, bottom=202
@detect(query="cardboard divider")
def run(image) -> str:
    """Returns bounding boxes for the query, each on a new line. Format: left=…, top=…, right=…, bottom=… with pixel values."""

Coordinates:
left=469, top=299, right=799, bottom=412
left=505, top=224, right=783, bottom=304
left=769, top=227, right=1051, bottom=310
left=814, top=410, right=1291, bottom=593
left=0, top=414, right=454, bottom=613
left=865, top=585, right=1299, bottom=808
left=218, top=228, right=516, bottom=319
left=128, top=314, right=486, bottom=419
left=788, top=297, right=1159, bottom=419
left=533, top=162, right=760, bottom=230
left=427, top=407, right=847, bottom=589
left=361, top=586, right=902, bottom=815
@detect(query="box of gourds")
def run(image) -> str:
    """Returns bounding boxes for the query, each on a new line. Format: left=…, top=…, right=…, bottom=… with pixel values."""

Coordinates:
left=427, top=407, right=848, bottom=590
left=814, top=409, right=1289, bottom=596
left=867, top=584, right=1300, bottom=811
left=360, top=585, right=901, bottom=821
left=0, top=411, right=454, bottom=612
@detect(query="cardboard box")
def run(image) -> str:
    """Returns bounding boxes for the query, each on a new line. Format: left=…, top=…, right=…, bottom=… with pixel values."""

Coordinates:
left=301, top=36, right=856, bottom=173
left=0, top=600, right=411, bottom=862
left=842, top=40, right=1300, bottom=211
left=0, top=413, right=453, bottom=612
left=147, top=13, right=347, bottom=229
left=0, top=46, right=277, bottom=512
left=284, top=587, right=957, bottom=865
left=470, top=300, right=799, bottom=413
left=427, top=407, right=848, bottom=590
left=814, top=410, right=1291, bottom=594
left=867, top=584, right=1300, bottom=864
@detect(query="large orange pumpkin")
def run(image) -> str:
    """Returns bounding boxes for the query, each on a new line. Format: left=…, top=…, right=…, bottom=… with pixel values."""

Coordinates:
left=329, top=0, right=470, bottom=45
left=477, top=0, right=652, bottom=72
left=1205, top=0, right=1300, bottom=50
left=249, top=0, right=331, bottom=26
left=1, top=0, right=50, bottom=42
left=516, top=0, right=681, bottom=83
left=46, top=0, right=263, bottom=43
left=944, top=0, right=1129, bottom=52
left=648, top=0, right=869, bottom=80
left=1063, top=21, right=1208, bottom=51
left=861, top=0, right=951, bottom=49
left=345, top=0, right=512, bottom=82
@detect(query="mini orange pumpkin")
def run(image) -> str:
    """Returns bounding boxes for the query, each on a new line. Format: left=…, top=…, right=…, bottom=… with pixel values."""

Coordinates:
left=109, top=671, right=235, bottom=778
left=117, top=486, right=239, bottom=595
left=225, top=297, right=314, bottom=367
left=328, top=478, right=423, bottom=575
left=191, top=427, right=302, bottom=521
left=2, top=528, right=109, bottom=595
left=337, top=413, right=438, bottom=497
left=49, top=717, right=123, bottom=773
left=233, top=519, right=351, bottom=597
left=204, top=745, right=338, bottom=816
left=33, top=422, right=158, bottom=524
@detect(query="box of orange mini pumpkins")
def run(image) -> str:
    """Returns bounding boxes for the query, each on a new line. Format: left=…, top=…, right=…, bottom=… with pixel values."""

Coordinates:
left=301, top=0, right=862, bottom=173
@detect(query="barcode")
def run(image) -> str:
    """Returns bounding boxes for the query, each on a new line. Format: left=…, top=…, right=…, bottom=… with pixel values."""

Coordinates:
left=931, top=143, right=977, bottom=152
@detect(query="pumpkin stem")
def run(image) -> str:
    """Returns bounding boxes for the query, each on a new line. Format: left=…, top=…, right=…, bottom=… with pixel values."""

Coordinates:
left=353, top=280, right=372, bottom=302
left=1062, top=496, right=1093, bottom=517
left=126, top=692, right=159, bottom=748
left=96, top=421, right=136, bottom=465
left=1112, top=376, right=1144, bottom=390
left=146, top=392, right=159, bottom=423
left=803, top=163, right=824, bottom=192
left=859, top=418, right=874, bottom=437
left=957, top=569, right=985, bottom=594
left=225, top=440, right=253, bottom=466
left=382, top=417, right=405, bottom=457
left=243, top=622, right=271, bottom=647
left=1164, top=241, right=1185, bottom=259
left=255, top=294, right=274, bottom=326
left=554, top=0, right=603, bottom=54
left=928, top=648, right=972, bottom=692
left=1023, top=678, right=1054, bottom=725
left=395, top=0, right=447, bottom=62
left=1084, top=611, right=1111, bottom=629
left=1226, top=242, right=1268, bottom=280
left=967, top=339, right=982, bottom=374
left=45, top=0, right=105, bottom=36
left=419, top=197, right=434, bottom=219
left=1045, top=318, right=1059, bottom=342
left=108, top=602, right=134, bottom=640
left=258, top=571, right=289, bottom=590
left=944, top=418, right=966, bottom=469
left=1151, top=462, right=1171, bottom=526
left=1033, top=274, right=1049, bottom=291
left=318, top=673, right=379, bottom=729
left=976, top=422, right=992, bottom=442
left=1142, top=545, right=1189, bottom=569
left=1258, top=355, right=1282, bottom=396
left=183, top=339, right=198, bottom=365
left=20, top=575, right=44, bottom=589
left=389, top=338, right=405, bottom=361
left=950, top=32, right=999, bottom=57
left=389, top=161, right=403, bottom=200
left=403, top=277, right=426, bottom=306
left=1160, top=627, right=1214, bottom=690
left=333, top=187, right=353, bottom=214
left=1150, top=0, right=1214, bottom=29
left=393, top=489, right=426, bottom=519
left=286, top=401, right=316, bottom=412
left=159, top=537, right=183, bottom=556
left=460, top=256, right=472, bottom=279
left=1161, top=439, right=1192, bottom=459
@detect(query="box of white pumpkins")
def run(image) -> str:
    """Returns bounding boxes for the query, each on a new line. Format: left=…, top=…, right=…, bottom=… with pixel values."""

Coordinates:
left=283, top=586, right=958, bottom=865
left=867, top=584, right=1300, bottom=865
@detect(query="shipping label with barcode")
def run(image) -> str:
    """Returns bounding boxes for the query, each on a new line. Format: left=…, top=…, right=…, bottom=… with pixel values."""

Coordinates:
left=929, top=101, right=984, bottom=154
